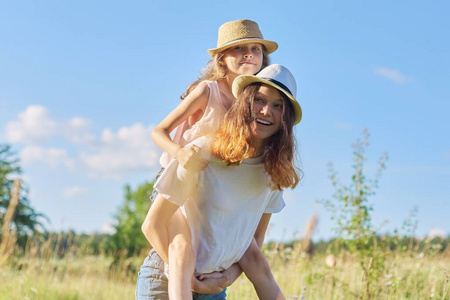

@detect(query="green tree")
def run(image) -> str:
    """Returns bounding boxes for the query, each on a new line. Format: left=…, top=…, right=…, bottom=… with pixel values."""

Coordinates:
left=319, top=129, right=388, bottom=298
left=107, top=181, right=154, bottom=256
left=0, top=144, right=47, bottom=245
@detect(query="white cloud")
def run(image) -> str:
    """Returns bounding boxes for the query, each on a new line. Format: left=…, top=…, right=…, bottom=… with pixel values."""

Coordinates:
left=5, top=105, right=56, bottom=144
left=68, top=117, right=91, bottom=131
left=375, top=67, right=411, bottom=84
left=80, top=123, right=160, bottom=178
left=20, top=146, right=76, bottom=168
left=334, top=122, right=352, bottom=130
left=100, top=222, right=116, bottom=234
left=5, top=105, right=95, bottom=146
left=64, top=117, right=96, bottom=146
left=6, top=106, right=160, bottom=178
left=62, top=186, right=87, bottom=198
left=427, top=228, right=446, bottom=239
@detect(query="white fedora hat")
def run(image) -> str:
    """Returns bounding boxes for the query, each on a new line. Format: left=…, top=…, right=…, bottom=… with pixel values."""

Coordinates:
left=232, top=64, right=302, bottom=124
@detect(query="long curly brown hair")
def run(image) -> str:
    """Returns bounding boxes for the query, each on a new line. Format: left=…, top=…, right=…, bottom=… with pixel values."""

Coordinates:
left=209, top=83, right=301, bottom=190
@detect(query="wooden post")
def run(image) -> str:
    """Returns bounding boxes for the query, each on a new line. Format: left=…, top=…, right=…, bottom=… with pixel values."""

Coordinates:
left=1, top=178, right=21, bottom=254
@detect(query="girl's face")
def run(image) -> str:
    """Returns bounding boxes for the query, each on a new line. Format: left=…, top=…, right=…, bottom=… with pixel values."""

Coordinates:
left=251, top=84, right=284, bottom=145
left=222, top=43, right=263, bottom=78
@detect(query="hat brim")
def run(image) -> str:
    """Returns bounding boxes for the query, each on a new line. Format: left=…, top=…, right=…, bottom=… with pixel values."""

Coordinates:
left=208, top=39, right=278, bottom=57
left=232, top=75, right=302, bottom=125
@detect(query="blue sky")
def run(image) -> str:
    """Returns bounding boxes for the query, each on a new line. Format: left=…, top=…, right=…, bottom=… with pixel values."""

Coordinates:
left=1, top=1, right=449, bottom=242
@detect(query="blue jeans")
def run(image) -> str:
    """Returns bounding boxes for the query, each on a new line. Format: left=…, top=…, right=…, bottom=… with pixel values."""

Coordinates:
left=136, top=249, right=227, bottom=300
left=192, top=291, right=227, bottom=300
left=150, top=168, right=165, bottom=203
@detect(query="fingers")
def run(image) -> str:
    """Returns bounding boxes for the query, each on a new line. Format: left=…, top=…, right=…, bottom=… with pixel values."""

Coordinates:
left=191, top=144, right=201, bottom=153
left=192, top=276, right=225, bottom=294
left=198, top=271, right=224, bottom=280
left=218, top=275, right=227, bottom=287
left=177, top=145, right=209, bottom=171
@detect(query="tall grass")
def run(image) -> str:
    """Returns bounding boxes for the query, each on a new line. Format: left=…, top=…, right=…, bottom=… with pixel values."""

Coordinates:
left=1, top=178, right=448, bottom=299
left=227, top=242, right=450, bottom=299
left=1, top=236, right=448, bottom=299
left=1, top=235, right=144, bottom=300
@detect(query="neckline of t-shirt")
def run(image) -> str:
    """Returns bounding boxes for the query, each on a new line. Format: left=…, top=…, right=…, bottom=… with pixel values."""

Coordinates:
left=209, top=155, right=264, bottom=166
left=243, top=155, right=264, bottom=165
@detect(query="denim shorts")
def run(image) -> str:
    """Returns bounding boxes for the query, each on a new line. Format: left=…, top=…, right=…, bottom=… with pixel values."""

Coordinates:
left=136, top=249, right=169, bottom=300
left=150, top=168, right=165, bottom=203
left=193, top=290, right=227, bottom=300
left=136, top=249, right=227, bottom=300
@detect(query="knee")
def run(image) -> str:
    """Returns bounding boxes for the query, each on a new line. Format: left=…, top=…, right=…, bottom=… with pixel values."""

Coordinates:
left=170, top=234, right=192, bottom=253
left=169, top=235, right=194, bottom=262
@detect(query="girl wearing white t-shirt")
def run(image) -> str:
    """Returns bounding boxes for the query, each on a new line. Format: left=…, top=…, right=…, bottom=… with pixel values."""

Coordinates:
left=139, top=19, right=278, bottom=297
left=140, top=64, right=302, bottom=299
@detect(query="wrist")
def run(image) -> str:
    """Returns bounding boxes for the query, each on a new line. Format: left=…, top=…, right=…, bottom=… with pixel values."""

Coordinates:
left=222, top=269, right=240, bottom=287
left=223, top=277, right=232, bottom=288
left=173, top=146, right=183, bottom=161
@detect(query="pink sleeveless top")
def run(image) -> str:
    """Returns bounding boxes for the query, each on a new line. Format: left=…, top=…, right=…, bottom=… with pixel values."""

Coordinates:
left=159, top=81, right=231, bottom=168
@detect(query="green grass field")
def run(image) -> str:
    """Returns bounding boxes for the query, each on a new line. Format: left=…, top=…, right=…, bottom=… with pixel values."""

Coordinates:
left=2, top=245, right=448, bottom=300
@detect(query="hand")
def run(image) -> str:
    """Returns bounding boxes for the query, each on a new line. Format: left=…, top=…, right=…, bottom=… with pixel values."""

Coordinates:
left=220, top=264, right=242, bottom=287
left=197, top=271, right=224, bottom=281
left=192, top=273, right=227, bottom=294
left=176, top=145, right=209, bottom=172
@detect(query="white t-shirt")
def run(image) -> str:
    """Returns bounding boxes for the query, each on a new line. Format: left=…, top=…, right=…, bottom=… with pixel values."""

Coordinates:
left=154, top=137, right=285, bottom=274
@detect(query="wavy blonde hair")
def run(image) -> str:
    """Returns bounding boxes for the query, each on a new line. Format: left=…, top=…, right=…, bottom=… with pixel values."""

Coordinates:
left=180, top=46, right=270, bottom=100
left=210, top=83, right=301, bottom=190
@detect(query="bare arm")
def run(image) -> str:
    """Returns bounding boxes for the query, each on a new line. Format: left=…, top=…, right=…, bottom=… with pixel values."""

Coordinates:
left=253, top=213, right=271, bottom=247
left=238, top=214, right=285, bottom=300
left=152, top=82, right=210, bottom=170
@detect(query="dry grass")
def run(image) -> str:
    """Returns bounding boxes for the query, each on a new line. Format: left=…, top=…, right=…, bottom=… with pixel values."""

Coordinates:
left=1, top=244, right=448, bottom=300
left=1, top=254, right=136, bottom=300
left=1, top=181, right=448, bottom=299
left=225, top=247, right=450, bottom=299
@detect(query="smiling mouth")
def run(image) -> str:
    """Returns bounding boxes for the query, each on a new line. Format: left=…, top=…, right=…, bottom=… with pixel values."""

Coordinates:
left=256, top=118, right=272, bottom=126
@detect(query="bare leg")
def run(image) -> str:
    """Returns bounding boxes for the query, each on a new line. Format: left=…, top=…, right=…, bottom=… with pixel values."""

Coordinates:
left=168, top=209, right=196, bottom=300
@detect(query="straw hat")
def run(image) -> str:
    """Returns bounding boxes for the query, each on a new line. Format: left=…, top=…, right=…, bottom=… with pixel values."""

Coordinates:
left=208, top=19, right=278, bottom=57
left=232, top=64, right=302, bottom=124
